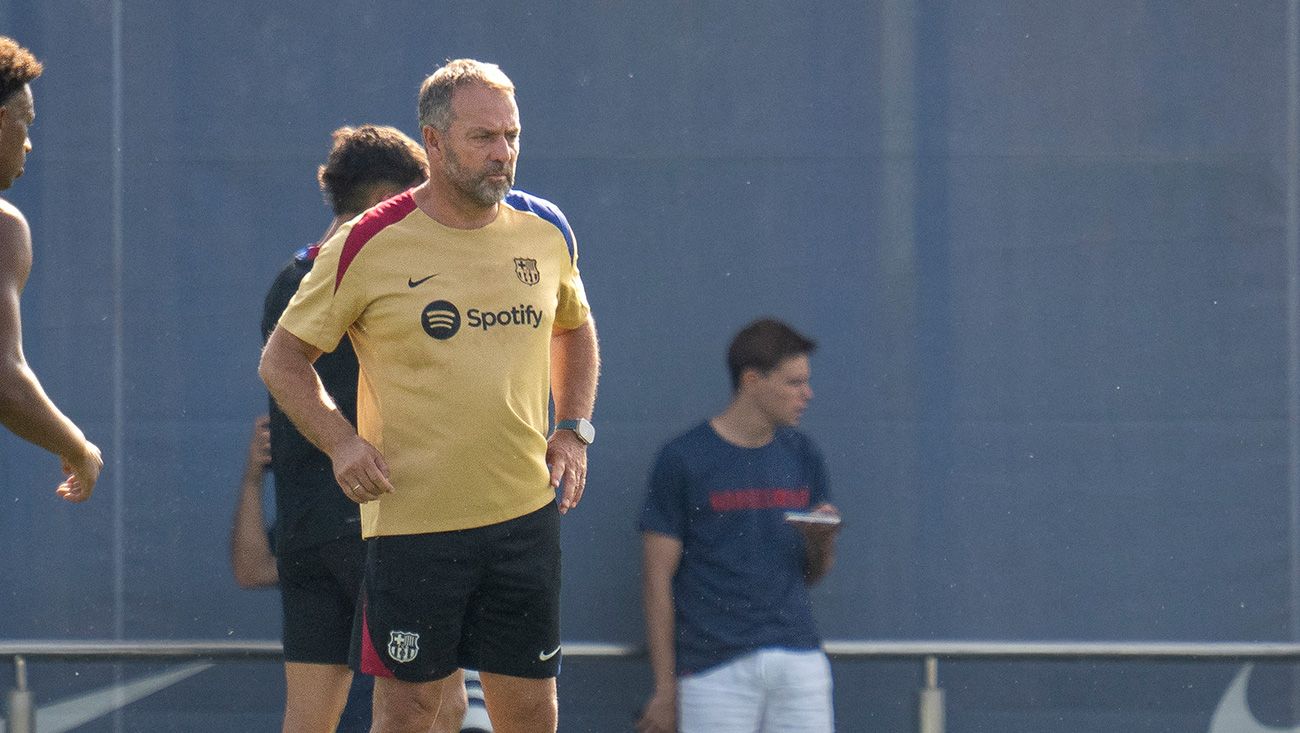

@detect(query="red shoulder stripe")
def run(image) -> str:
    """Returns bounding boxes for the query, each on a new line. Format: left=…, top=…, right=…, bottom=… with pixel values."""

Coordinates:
left=335, top=191, right=418, bottom=293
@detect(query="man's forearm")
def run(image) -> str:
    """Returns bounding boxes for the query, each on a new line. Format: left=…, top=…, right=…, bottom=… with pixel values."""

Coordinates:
left=0, top=362, right=87, bottom=459
left=804, top=540, right=836, bottom=585
left=230, top=463, right=278, bottom=588
left=551, top=318, right=599, bottom=420
left=642, top=531, right=683, bottom=694
left=643, top=573, right=678, bottom=692
left=258, top=330, right=354, bottom=456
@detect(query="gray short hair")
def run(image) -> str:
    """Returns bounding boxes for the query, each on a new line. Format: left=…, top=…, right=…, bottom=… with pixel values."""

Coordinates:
left=417, top=59, right=515, bottom=131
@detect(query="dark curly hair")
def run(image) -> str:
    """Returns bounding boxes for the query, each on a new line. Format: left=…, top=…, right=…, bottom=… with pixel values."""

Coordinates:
left=0, top=36, right=42, bottom=107
left=317, top=125, right=428, bottom=216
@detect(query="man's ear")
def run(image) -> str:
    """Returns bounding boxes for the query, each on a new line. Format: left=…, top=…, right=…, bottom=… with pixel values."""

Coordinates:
left=421, top=125, right=441, bottom=157
left=738, top=367, right=763, bottom=393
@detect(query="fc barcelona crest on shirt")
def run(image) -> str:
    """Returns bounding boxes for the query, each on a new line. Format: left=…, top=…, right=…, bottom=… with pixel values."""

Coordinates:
left=387, top=630, right=420, bottom=663
left=514, top=257, right=540, bottom=286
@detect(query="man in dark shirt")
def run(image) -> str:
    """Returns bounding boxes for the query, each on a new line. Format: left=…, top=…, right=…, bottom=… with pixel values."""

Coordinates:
left=637, top=319, right=841, bottom=733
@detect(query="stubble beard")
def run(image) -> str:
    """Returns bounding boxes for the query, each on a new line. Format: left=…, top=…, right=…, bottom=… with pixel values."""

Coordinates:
left=444, top=146, right=513, bottom=207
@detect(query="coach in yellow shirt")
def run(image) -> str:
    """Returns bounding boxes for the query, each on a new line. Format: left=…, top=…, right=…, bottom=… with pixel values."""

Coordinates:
left=260, top=59, right=599, bottom=733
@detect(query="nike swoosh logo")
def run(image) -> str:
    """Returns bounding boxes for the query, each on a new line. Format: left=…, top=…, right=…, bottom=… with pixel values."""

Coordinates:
left=1209, top=663, right=1300, bottom=733
left=538, top=645, right=561, bottom=661
left=408, top=273, right=439, bottom=288
left=0, top=662, right=212, bottom=733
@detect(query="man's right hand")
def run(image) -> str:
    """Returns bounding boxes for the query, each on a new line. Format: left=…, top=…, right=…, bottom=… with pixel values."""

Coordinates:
left=330, top=434, right=394, bottom=504
left=56, top=440, right=102, bottom=503
left=635, top=688, right=677, bottom=733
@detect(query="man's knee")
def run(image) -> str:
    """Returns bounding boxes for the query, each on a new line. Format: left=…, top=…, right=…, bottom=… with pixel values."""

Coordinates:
left=498, top=691, right=554, bottom=717
left=373, top=677, right=446, bottom=733
left=433, top=674, right=469, bottom=733
left=479, top=674, right=556, bottom=732
left=282, top=662, right=353, bottom=732
left=374, top=698, right=442, bottom=732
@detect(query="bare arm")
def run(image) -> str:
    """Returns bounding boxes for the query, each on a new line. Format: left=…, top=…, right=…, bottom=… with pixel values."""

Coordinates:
left=637, top=531, right=682, bottom=733
left=546, top=317, right=599, bottom=513
left=258, top=325, right=393, bottom=503
left=230, top=415, right=278, bottom=588
left=0, top=202, right=101, bottom=501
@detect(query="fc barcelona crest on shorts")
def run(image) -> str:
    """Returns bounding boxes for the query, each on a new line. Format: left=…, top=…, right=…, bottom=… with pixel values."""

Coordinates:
left=514, top=257, right=540, bottom=286
left=387, top=630, right=420, bottom=663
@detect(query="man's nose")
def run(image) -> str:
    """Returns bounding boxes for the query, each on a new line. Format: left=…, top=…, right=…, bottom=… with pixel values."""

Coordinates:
left=489, top=135, right=514, bottom=161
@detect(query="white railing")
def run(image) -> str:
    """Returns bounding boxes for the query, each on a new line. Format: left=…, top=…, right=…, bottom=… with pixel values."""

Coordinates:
left=4, top=640, right=1300, bottom=733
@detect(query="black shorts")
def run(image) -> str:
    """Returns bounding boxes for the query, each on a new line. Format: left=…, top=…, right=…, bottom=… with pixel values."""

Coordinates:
left=352, top=502, right=561, bottom=682
left=278, top=535, right=365, bottom=665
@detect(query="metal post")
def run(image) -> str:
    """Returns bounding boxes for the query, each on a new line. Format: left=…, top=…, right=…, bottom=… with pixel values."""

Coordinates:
left=6, top=655, right=35, bottom=733
left=918, top=655, right=945, bottom=733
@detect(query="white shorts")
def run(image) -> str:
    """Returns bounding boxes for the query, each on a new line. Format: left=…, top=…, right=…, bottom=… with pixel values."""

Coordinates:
left=678, top=648, right=834, bottom=733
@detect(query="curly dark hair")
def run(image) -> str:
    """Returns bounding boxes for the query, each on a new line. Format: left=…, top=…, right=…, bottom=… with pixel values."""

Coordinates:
left=317, top=125, right=428, bottom=215
left=0, top=36, right=41, bottom=107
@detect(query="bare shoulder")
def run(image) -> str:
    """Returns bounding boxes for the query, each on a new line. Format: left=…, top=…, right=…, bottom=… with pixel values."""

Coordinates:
left=0, top=198, right=30, bottom=244
left=0, top=199, right=31, bottom=249
left=0, top=199, right=32, bottom=280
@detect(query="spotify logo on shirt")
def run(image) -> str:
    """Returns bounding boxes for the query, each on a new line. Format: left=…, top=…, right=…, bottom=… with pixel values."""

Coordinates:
left=421, top=299, right=546, bottom=341
left=421, top=300, right=461, bottom=340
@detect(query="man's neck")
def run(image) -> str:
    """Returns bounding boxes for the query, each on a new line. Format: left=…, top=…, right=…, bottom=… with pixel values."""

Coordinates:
left=412, top=180, right=499, bottom=230
left=318, top=214, right=351, bottom=245
left=710, top=400, right=776, bottom=449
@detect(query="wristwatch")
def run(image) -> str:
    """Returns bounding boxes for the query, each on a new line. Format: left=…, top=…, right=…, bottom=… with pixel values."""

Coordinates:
left=554, top=418, right=596, bottom=445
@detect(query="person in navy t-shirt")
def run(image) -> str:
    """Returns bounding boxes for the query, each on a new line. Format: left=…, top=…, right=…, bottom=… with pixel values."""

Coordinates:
left=637, top=318, right=841, bottom=733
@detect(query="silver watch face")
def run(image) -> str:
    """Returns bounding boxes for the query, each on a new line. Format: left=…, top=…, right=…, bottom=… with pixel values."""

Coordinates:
left=573, top=419, right=595, bottom=444
left=557, top=419, right=594, bottom=444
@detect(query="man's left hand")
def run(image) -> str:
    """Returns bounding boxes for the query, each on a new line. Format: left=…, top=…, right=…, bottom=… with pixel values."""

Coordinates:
left=546, top=429, right=588, bottom=514
left=790, top=503, right=841, bottom=546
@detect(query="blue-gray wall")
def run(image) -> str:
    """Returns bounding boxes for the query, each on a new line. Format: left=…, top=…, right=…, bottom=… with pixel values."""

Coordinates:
left=1, top=2, right=1297, bottom=730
